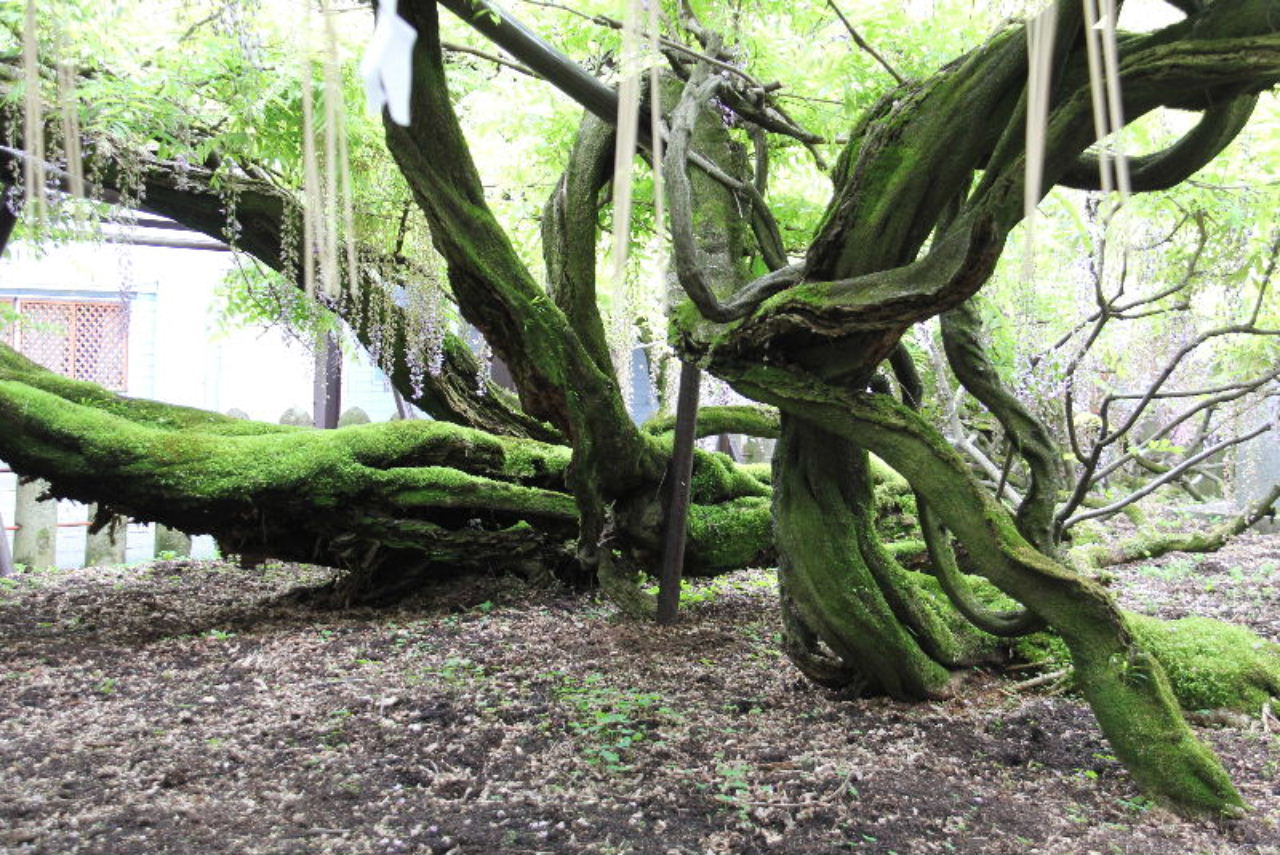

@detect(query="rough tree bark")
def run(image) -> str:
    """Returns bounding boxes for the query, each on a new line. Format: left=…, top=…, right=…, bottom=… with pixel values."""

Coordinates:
left=659, top=0, right=1280, bottom=816
left=0, top=342, right=773, bottom=599
left=0, top=0, right=1277, bottom=819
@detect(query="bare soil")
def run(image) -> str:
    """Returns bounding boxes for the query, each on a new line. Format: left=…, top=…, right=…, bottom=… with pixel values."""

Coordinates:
left=1, top=533, right=1278, bottom=855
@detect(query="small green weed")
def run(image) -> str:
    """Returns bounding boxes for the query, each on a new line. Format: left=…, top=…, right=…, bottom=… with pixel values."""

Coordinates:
left=1118, top=794, right=1153, bottom=813
left=1139, top=557, right=1196, bottom=581
left=714, top=760, right=754, bottom=818
left=555, top=673, right=677, bottom=771
left=439, top=656, right=485, bottom=684
left=322, top=708, right=353, bottom=747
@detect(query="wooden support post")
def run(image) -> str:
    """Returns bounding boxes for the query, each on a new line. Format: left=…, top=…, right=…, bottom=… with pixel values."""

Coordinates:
left=392, top=388, right=415, bottom=420
left=85, top=504, right=127, bottom=567
left=313, top=331, right=342, bottom=429
left=154, top=525, right=192, bottom=559
left=0, top=502, right=14, bottom=577
left=13, top=478, right=56, bottom=571
left=657, top=361, right=701, bottom=625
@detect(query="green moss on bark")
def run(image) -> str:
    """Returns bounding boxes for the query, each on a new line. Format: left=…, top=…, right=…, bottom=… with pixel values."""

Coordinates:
left=690, top=449, right=771, bottom=504
left=774, top=416, right=954, bottom=699
left=643, top=404, right=780, bottom=440
left=1130, top=614, right=1280, bottom=714
left=686, top=496, right=773, bottom=573
left=0, top=363, right=583, bottom=586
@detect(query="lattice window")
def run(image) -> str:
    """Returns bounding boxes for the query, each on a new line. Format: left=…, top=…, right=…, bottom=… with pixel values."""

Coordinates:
left=12, top=299, right=128, bottom=390
left=73, top=303, right=129, bottom=388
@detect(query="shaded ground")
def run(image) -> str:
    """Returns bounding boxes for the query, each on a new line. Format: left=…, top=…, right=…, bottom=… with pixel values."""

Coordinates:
left=1, top=533, right=1278, bottom=855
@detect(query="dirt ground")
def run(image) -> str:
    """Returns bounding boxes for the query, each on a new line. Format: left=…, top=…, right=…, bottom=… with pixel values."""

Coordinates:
left=1, top=533, right=1278, bottom=855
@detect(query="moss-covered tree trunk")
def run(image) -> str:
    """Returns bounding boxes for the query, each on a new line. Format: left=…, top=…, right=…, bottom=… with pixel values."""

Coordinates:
left=662, top=0, right=1280, bottom=816
left=0, top=343, right=772, bottom=601
left=747, top=368, right=1246, bottom=814
left=774, top=418, right=956, bottom=698
left=4, top=0, right=1279, bottom=821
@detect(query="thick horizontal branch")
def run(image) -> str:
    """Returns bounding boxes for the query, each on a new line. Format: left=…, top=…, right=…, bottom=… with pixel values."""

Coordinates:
left=0, top=344, right=772, bottom=588
left=0, top=344, right=579, bottom=583
left=643, top=404, right=781, bottom=439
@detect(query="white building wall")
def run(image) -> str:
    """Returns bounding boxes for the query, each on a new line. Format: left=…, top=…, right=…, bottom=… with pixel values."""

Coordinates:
left=342, top=351, right=400, bottom=423
left=203, top=325, right=315, bottom=421
left=1, top=233, right=403, bottom=567
left=126, top=293, right=158, bottom=398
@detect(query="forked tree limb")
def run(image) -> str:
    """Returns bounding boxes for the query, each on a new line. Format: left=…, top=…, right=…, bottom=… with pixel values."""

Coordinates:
left=941, top=300, right=1063, bottom=552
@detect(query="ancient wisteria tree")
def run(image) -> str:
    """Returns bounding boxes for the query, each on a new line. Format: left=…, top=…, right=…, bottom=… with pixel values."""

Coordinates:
left=2, top=0, right=1279, bottom=816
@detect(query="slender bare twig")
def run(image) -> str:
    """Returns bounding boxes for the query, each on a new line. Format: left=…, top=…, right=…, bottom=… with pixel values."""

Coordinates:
left=776, top=92, right=845, bottom=106
left=1007, top=667, right=1073, bottom=693
left=1058, top=324, right=1280, bottom=527
left=1106, top=373, right=1280, bottom=401
left=1189, top=178, right=1280, bottom=192
left=1063, top=422, right=1274, bottom=529
left=824, top=0, right=904, bottom=84
left=1098, top=326, right=1280, bottom=450
left=1051, top=212, right=1272, bottom=528
left=1247, top=229, right=1280, bottom=327
left=520, top=0, right=765, bottom=90
left=443, top=41, right=537, bottom=77
left=1083, top=368, right=1280, bottom=488
left=177, top=11, right=222, bottom=44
